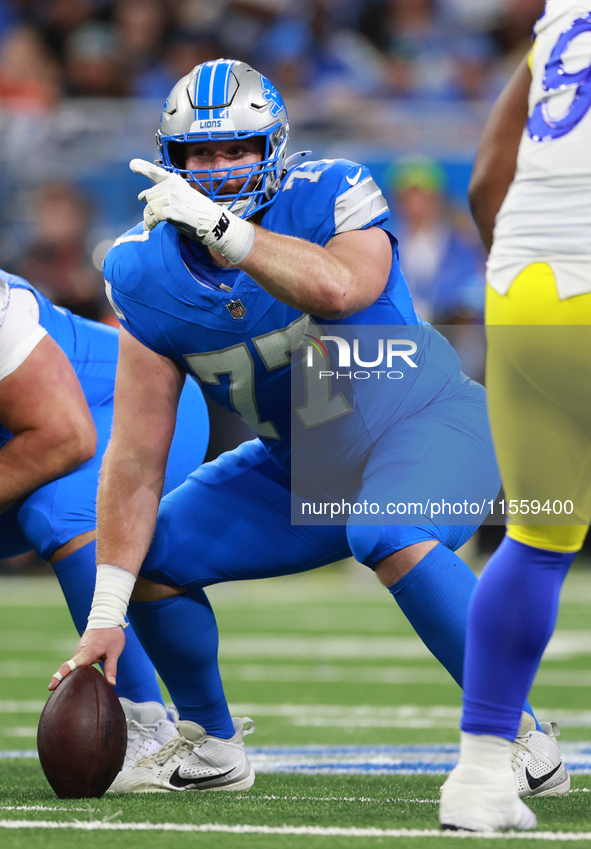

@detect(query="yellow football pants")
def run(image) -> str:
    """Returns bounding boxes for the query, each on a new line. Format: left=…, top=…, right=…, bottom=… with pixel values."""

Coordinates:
left=486, top=262, right=591, bottom=552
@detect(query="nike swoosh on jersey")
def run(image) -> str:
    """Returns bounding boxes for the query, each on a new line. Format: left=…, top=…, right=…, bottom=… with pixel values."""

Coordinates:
left=346, top=168, right=363, bottom=186
left=168, top=765, right=236, bottom=788
left=525, top=762, right=562, bottom=791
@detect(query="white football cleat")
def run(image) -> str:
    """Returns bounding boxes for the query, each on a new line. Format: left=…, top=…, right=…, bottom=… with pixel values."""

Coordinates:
left=118, top=699, right=179, bottom=772
left=512, top=713, right=570, bottom=798
left=108, top=716, right=255, bottom=793
left=439, top=763, right=537, bottom=832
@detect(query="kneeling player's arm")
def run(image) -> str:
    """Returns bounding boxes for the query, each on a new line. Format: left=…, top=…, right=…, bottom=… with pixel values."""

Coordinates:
left=469, top=55, right=531, bottom=253
left=96, top=327, right=185, bottom=579
left=239, top=226, right=392, bottom=319
left=0, top=335, right=96, bottom=513
left=48, top=330, right=185, bottom=690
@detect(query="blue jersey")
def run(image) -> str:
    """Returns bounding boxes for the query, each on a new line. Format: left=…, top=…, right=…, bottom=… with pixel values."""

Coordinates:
left=0, top=273, right=119, bottom=449
left=104, top=158, right=466, bottom=473
left=0, top=271, right=210, bottom=561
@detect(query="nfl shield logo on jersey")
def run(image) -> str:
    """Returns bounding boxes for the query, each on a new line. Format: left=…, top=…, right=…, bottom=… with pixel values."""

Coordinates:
left=226, top=298, right=247, bottom=320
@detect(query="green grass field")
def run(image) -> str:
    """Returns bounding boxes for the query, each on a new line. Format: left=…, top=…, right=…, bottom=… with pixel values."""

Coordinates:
left=2, top=556, right=591, bottom=848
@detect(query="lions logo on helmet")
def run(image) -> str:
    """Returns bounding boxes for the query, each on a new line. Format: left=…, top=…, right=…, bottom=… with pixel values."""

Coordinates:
left=157, top=59, right=289, bottom=219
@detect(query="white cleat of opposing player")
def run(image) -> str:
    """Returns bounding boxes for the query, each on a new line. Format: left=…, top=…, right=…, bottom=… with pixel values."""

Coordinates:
left=108, top=716, right=255, bottom=793
left=439, top=713, right=570, bottom=832
left=512, top=714, right=570, bottom=798
left=439, top=763, right=538, bottom=832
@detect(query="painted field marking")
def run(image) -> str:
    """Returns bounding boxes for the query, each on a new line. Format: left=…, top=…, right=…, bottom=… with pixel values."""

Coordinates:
left=230, top=795, right=439, bottom=803
left=229, top=703, right=591, bottom=729
left=218, top=631, right=591, bottom=661
left=0, top=661, right=70, bottom=678
left=4, top=743, right=591, bottom=774
left=221, top=663, right=591, bottom=688
left=0, top=632, right=75, bottom=652
left=0, top=806, right=100, bottom=813
left=0, top=798, right=437, bottom=808
left=3, top=727, right=36, bottom=737
left=0, top=701, right=45, bottom=713
left=220, top=663, right=450, bottom=685
left=1, top=820, right=591, bottom=840
left=5, top=658, right=591, bottom=687
left=0, top=751, right=37, bottom=759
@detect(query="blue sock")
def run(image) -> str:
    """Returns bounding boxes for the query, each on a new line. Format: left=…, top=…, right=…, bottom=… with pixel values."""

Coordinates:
left=52, top=540, right=164, bottom=705
left=462, top=536, right=575, bottom=740
left=388, top=543, right=541, bottom=728
left=128, top=589, right=234, bottom=739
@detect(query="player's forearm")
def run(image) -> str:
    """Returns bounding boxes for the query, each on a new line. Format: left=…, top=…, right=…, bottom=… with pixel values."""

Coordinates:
left=0, top=426, right=95, bottom=513
left=96, top=441, right=165, bottom=576
left=238, top=226, right=354, bottom=318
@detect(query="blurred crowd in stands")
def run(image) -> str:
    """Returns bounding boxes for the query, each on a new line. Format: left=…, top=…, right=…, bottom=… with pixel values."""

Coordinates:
left=0, top=0, right=543, bottom=331
left=0, top=0, right=544, bottom=108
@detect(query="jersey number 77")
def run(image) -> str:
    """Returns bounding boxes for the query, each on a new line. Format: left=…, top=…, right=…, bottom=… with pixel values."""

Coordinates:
left=184, top=314, right=352, bottom=439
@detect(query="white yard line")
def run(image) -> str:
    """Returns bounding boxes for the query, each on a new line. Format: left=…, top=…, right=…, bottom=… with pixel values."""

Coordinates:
left=219, top=631, right=591, bottom=661
left=221, top=663, right=591, bottom=688
left=228, top=703, right=591, bottom=729
left=0, top=799, right=437, bottom=808
left=0, top=806, right=100, bottom=812
left=1, top=820, right=591, bottom=840
left=3, top=728, right=36, bottom=737
left=4, top=660, right=591, bottom=688
left=230, top=795, right=439, bottom=803
left=0, top=700, right=45, bottom=712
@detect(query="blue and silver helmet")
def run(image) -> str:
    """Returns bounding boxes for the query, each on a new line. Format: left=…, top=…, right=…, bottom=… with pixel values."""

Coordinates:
left=157, top=59, right=289, bottom=219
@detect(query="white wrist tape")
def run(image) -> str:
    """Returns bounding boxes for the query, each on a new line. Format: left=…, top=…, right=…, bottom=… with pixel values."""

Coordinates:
left=86, top=564, right=136, bottom=630
left=202, top=210, right=255, bottom=265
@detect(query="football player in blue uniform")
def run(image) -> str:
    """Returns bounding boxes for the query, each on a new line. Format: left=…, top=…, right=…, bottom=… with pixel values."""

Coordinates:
left=0, top=272, right=209, bottom=766
left=52, top=59, right=557, bottom=794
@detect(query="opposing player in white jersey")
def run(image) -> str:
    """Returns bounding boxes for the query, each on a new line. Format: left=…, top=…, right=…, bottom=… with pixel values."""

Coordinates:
left=440, top=0, right=591, bottom=831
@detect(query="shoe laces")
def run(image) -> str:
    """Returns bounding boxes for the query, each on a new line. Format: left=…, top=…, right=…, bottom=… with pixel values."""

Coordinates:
left=125, top=719, right=166, bottom=766
left=136, top=734, right=195, bottom=768
left=511, top=742, right=527, bottom=769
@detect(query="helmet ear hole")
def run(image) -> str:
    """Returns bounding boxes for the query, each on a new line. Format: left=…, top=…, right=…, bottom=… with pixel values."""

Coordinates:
left=167, top=141, right=186, bottom=169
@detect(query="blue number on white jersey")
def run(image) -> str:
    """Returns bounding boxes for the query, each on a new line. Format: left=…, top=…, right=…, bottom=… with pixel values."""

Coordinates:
left=528, top=14, right=591, bottom=142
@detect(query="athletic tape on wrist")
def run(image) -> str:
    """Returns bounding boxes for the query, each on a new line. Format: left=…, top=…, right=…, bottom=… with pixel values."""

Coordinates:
left=208, top=212, right=255, bottom=265
left=86, top=563, right=136, bottom=630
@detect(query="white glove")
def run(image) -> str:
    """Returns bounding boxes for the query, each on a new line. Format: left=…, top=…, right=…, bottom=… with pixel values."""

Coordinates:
left=130, top=159, right=255, bottom=265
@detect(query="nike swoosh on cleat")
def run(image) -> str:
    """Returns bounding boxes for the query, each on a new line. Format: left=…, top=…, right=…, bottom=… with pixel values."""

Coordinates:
left=441, top=824, right=476, bottom=832
left=168, top=766, right=236, bottom=789
left=525, top=762, right=562, bottom=791
left=346, top=168, right=363, bottom=186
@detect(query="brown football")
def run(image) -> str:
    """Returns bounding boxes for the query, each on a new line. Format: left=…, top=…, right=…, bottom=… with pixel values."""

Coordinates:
left=37, top=665, right=127, bottom=798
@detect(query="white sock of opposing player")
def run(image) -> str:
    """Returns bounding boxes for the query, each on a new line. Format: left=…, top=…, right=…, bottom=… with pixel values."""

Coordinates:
left=458, top=731, right=512, bottom=771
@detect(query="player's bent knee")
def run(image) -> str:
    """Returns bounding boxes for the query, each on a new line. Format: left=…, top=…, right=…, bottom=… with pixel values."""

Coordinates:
left=374, top=540, right=439, bottom=587
left=346, top=524, right=383, bottom=567
left=346, top=523, right=440, bottom=582
left=49, top=530, right=97, bottom=563
left=131, top=576, right=185, bottom=602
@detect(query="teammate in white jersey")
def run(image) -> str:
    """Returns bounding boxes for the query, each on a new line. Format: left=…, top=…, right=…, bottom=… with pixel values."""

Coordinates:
left=440, top=0, right=591, bottom=831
